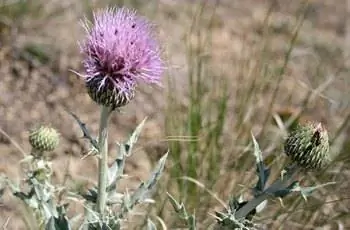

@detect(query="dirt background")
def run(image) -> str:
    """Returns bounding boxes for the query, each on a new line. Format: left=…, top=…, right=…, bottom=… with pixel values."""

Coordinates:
left=1, top=0, right=350, bottom=229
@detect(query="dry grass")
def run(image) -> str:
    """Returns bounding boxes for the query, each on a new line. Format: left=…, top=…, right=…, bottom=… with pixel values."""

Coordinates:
left=1, top=0, right=350, bottom=229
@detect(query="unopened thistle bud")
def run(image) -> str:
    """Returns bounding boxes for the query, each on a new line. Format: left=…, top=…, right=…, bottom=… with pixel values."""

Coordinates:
left=80, top=7, right=163, bottom=109
left=284, top=122, right=330, bottom=170
left=29, top=126, right=60, bottom=152
left=86, top=76, right=135, bottom=110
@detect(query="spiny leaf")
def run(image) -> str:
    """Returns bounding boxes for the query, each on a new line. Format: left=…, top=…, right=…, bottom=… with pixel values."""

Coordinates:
left=124, top=117, right=147, bottom=156
left=107, top=143, right=127, bottom=192
left=107, top=118, right=148, bottom=191
left=45, top=215, right=71, bottom=230
left=119, top=152, right=168, bottom=218
left=167, top=192, right=188, bottom=219
left=144, top=152, right=168, bottom=190
left=271, top=181, right=299, bottom=198
left=251, top=133, right=269, bottom=192
left=167, top=192, right=183, bottom=212
left=292, top=182, right=336, bottom=201
left=188, top=215, right=196, bottom=230
left=167, top=192, right=196, bottom=229
left=67, top=110, right=98, bottom=151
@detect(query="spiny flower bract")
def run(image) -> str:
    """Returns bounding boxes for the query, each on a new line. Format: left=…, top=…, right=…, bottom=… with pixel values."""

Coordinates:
left=29, top=126, right=60, bottom=153
left=80, top=7, right=163, bottom=109
left=284, top=122, right=330, bottom=170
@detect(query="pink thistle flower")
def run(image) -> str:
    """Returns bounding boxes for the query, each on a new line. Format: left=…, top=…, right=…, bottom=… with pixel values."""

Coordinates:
left=80, top=7, right=163, bottom=109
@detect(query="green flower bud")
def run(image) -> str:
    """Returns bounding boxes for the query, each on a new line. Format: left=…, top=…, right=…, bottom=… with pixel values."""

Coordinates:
left=284, top=122, right=330, bottom=170
left=29, top=126, right=60, bottom=152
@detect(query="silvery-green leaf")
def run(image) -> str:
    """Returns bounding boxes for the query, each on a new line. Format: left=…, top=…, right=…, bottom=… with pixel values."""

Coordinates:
left=167, top=192, right=183, bottom=212
left=119, top=152, right=168, bottom=218
left=167, top=192, right=188, bottom=219
left=107, top=144, right=127, bottom=191
left=0, top=187, right=4, bottom=198
left=146, top=219, right=157, bottom=230
left=83, top=204, right=99, bottom=229
left=33, top=183, right=50, bottom=202
left=28, top=199, right=40, bottom=209
left=124, top=117, right=147, bottom=156
left=143, top=152, right=168, bottom=190
left=271, top=181, right=299, bottom=198
left=188, top=215, right=196, bottom=230
left=167, top=192, right=197, bottom=229
left=46, top=217, right=57, bottom=230
left=107, top=118, right=148, bottom=191
left=251, top=133, right=269, bottom=192
left=41, top=199, right=58, bottom=219
left=255, top=200, right=268, bottom=213
left=67, top=111, right=99, bottom=151
left=19, top=155, right=34, bottom=163
left=265, top=164, right=299, bottom=195
left=45, top=215, right=71, bottom=230
left=120, top=190, right=131, bottom=214
left=291, top=182, right=336, bottom=201
left=43, top=204, right=54, bottom=220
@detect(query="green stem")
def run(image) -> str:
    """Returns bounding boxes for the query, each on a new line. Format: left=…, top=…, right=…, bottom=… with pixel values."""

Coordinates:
left=96, top=106, right=111, bottom=219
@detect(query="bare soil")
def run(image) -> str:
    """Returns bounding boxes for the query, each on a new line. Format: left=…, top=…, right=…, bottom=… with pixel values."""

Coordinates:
left=1, top=0, right=349, bottom=229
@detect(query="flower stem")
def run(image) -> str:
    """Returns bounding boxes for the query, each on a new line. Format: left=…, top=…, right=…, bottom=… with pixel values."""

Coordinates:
left=97, top=106, right=111, bottom=219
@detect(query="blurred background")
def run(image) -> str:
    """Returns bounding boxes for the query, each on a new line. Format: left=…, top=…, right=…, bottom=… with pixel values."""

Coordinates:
left=1, top=0, right=350, bottom=229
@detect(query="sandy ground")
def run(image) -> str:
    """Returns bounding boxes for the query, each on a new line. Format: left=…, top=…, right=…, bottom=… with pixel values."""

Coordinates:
left=1, top=0, right=349, bottom=229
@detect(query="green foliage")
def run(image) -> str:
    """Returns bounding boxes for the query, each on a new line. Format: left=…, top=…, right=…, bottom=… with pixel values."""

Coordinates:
left=165, top=1, right=229, bottom=211
left=167, top=193, right=196, bottom=230
left=1, top=116, right=168, bottom=230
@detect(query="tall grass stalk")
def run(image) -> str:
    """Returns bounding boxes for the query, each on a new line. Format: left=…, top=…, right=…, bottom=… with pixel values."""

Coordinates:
left=259, top=0, right=309, bottom=137
left=164, top=0, right=230, bottom=221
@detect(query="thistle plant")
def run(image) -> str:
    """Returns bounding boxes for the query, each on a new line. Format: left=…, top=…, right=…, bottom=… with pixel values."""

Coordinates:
left=77, top=7, right=165, bottom=226
left=212, top=121, right=334, bottom=229
left=166, top=121, right=334, bottom=230
left=1, top=6, right=167, bottom=230
left=2, top=125, right=65, bottom=230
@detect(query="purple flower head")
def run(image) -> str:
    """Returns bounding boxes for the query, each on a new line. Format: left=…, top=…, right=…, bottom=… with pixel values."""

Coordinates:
left=80, top=7, right=163, bottom=109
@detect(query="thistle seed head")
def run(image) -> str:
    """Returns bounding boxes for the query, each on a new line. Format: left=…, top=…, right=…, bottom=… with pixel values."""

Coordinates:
left=29, top=126, right=60, bottom=152
left=284, top=122, right=330, bottom=170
